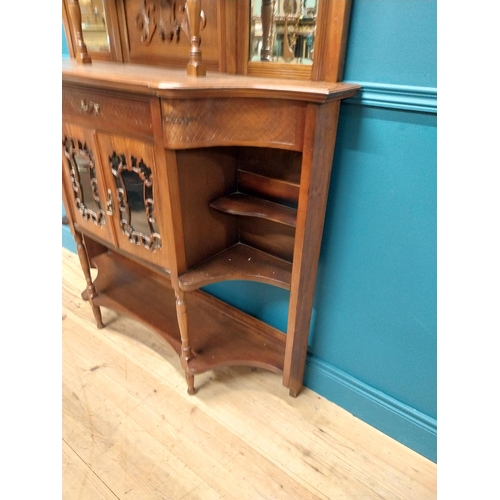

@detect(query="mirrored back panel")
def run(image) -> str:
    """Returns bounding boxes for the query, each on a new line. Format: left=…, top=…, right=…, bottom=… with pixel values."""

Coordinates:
left=63, top=0, right=350, bottom=82
left=80, top=0, right=110, bottom=53
left=249, top=0, right=319, bottom=65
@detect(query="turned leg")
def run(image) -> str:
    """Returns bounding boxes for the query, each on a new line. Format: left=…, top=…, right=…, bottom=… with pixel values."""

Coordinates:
left=74, top=232, right=104, bottom=329
left=175, top=289, right=196, bottom=395
left=185, top=372, right=195, bottom=395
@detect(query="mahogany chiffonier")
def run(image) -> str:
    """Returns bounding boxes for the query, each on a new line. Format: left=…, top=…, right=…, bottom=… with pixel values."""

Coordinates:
left=62, top=0, right=360, bottom=396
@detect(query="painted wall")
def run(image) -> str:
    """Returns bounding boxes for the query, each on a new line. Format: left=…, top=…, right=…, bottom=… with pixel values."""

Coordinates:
left=315, top=0, right=437, bottom=461
left=62, top=0, right=437, bottom=462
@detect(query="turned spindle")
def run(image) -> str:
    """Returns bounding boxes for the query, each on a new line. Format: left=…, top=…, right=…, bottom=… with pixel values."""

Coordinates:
left=67, top=0, right=92, bottom=64
left=185, top=0, right=206, bottom=77
left=73, top=232, right=104, bottom=328
left=175, top=289, right=196, bottom=394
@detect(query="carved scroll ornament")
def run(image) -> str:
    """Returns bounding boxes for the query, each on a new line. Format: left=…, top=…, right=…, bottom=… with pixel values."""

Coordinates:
left=135, top=0, right=206, bottom=76
left=63, top=136, right=105, bottom=226
left=109, top=151, right=161, bottom=251
left=135, top=0, right=205, bottom=46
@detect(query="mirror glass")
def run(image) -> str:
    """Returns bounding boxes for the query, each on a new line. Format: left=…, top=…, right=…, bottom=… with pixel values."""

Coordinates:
left=110, top=152, right=161, bottom=249
left=249, top=0, right=319, bottom=65
left=74, top=151, right=101, bottom=215
left=79, top=0, right=110, bottom=52
left=120, top=169, right=160, bottom=238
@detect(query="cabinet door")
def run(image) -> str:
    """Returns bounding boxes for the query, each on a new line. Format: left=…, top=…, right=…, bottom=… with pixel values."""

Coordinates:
left=62, top=123, right=116, bottom=245
left=96, top=133, right=169, bottom=270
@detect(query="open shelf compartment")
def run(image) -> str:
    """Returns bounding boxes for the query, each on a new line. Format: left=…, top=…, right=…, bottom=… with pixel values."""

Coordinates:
left=91, top=250, right=286, bottom=374
left=175, top=146, right=298, bottom=293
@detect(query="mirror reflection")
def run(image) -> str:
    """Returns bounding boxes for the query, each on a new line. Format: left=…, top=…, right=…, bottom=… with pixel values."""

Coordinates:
left=110, top=152, right=161, bottom=250
left=120, top=170, right=160, bottom=238
left=75, top=151, right=101, bottom=215
left=250, top=0, right=319, bottom=64
left=79, top=0, right=110, bottom=52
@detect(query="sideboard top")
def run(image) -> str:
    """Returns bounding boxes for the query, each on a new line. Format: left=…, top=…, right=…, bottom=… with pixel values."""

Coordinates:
left=62, top=59, right=360, bottom=103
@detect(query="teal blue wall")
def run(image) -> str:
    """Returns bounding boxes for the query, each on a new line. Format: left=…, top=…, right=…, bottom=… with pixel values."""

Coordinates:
left=315, top=0, right=436, bottom=461
left=62, top=0, right=437, bottom=462
left=62, top=23, right=70, bottom=57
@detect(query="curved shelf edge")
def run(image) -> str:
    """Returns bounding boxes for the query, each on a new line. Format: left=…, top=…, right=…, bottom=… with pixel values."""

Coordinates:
left=178, top=243, right=292, bottom=292
left=90, top=249, right=286, bottom=376
left=210, top=193, right=297, bottom=227
left=188, top=358, right=283, bottom=375
left=238, top=170, right=300, bottom=205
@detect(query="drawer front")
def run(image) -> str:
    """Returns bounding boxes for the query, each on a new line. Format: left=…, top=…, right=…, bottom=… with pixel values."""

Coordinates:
left=62, top=86, right=153, bottom=138
left=161, top=98, right=305, bottom=151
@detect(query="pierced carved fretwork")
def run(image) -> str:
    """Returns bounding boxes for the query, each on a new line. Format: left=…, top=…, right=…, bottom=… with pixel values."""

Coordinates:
left=63, top=136, right=105, bottom=226
left=109, top=151, right=161, bottom=251
left=136, top=0, right=157, bottom=45
left=136, top=0, right=201, bottom=45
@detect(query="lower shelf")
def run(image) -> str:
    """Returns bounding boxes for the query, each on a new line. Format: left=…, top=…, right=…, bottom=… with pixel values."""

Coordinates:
left=91, top=250, right=286, bottom=375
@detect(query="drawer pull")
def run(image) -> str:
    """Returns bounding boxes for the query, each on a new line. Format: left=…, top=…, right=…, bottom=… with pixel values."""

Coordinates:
left=79, top=99, right=88, bottom=112
left=106, top=189, right=114, bottom=215
left=80, top=99, right=100, bottom=116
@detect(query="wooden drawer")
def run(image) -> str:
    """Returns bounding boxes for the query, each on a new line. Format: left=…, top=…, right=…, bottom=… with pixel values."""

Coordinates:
left=62, top=86, right=153, bottom=138
left=161, top=98, right=306, bottom=151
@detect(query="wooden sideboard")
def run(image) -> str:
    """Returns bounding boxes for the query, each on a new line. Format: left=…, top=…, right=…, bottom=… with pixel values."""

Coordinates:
left=62, top=0, right=360, bottom=396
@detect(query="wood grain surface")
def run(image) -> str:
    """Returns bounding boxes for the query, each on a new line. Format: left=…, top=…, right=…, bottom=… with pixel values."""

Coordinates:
left=62, top=247, right=437, bottom=499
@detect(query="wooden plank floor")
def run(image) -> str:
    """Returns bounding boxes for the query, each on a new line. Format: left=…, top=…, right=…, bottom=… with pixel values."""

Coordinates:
left=62, top=248, right=437, bottom=499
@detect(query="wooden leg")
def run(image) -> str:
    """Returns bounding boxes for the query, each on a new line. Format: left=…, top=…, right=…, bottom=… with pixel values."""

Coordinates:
left=175, top=289, right=196, bottom=395
left=283, top=101, right=342, bottom=397
left=74, top=232, right=104, bottom=329
left=288, top=383, right=301, bottom=398
left=185, top=373, right=196, bottom=396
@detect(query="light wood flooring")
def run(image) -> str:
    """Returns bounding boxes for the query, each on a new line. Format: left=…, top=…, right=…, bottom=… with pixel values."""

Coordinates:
left=62, top=248, right=437, bottom=499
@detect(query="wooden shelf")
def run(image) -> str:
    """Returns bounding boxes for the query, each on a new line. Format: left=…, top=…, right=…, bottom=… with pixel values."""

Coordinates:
left=63, top=0, right=362, bottom=397
left=91, top=251, right=286, bottom=374
left=210, top=193, right=297, bottom=227
left=238, top=170, right=300, bottom=205
left=178, top=243, right=292, bottom=292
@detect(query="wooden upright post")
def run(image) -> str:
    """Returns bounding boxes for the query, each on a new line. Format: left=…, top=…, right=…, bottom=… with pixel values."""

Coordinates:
left=67, top=0, right=92, bottom=64
left=186, top=0, right=206, bottom=77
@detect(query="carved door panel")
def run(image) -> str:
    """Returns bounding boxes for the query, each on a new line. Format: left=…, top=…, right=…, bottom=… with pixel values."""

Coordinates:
left=96, top=133, right=169, bottom=270
left=62, top=123, right=117, bottom=245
